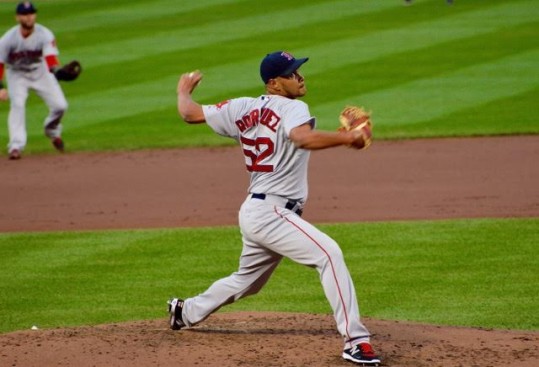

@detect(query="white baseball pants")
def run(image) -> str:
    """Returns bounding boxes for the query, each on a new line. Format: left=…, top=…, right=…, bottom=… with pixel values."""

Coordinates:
left=182, top=195, right=371, bottom=349
left=6, top=68, right=67, bottom=152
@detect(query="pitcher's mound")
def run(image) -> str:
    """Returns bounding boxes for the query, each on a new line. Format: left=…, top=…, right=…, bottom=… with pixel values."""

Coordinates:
left=1, top=312, right=537, bottom=367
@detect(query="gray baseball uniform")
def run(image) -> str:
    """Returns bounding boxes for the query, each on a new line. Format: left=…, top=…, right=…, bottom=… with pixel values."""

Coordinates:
left=0, top=23, right=67, bottom=154
left=181, top=94, right=372, bottom=349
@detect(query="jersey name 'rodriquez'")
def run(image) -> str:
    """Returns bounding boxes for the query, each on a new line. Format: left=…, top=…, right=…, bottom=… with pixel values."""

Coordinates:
left=235, top=107, right=281, bottom=133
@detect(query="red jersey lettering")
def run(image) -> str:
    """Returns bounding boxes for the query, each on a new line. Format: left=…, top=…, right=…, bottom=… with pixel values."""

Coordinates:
left=260, top=108, right=280, bottom=132
left=235, top=107, right=280, bottom=133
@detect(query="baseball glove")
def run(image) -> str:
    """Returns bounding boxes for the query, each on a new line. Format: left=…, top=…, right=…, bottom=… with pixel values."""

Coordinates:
left=338, top=105, right=373, bottom=150
left=54, top=60, right=82, bottom=81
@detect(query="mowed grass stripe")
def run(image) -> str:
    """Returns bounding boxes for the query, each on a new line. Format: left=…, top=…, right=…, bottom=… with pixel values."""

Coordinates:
left=44, top=0, right=243, bottom=35
left=314, top=49, right=539, bottom=129
left=153, top=0, right=537, bottom=94
left=289, top=0, right=537, bottom=78
left=51, top=0, right=331, bottom=49
left=61, top=1, right=530, bottom=67
left=65, top=0, right=402, bottom=67
left=67, top=86, right=539, bottom=153
left=34, top=1, right=535, bottom=132
left=53, top=0, right=458, bottom=52
left=0, top=0, right=118, bottom=27
left=65, top=108, right=228, bottom=151
left=63, top=0, right=496, bottom=93
left=306, top=21, right=538, bottom=106
left=377, top=87, right=539, bottom=138
left=56, top=43, right=538, bottom=150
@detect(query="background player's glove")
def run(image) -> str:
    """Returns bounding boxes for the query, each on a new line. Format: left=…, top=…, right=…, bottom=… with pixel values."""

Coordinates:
left=54, top=60, right=82, bottom=82
left=338, top=105, right=373, bottom=150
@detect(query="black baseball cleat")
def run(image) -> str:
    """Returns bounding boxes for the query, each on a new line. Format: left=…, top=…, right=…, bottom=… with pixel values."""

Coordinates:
left=167, top=298, right=186, bottom=330
left=52, top=137, right=64, bottom=152
left=342, top=342, right=381, bottom=365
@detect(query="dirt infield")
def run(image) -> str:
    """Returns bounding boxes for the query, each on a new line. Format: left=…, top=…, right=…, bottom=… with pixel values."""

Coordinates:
left=1, top=136, right=538, bottom=232
left=0, top=136, right=538, bottom=366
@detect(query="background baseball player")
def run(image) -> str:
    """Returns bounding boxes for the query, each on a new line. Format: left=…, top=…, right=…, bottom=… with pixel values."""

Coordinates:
left=0, top=1, right=81, bottom=160
left=169, top=51, right=380, bottom=365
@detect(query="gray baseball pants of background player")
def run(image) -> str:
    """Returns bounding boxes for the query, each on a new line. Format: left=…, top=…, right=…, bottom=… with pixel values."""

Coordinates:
left=6, top=67, right=67, bottom=152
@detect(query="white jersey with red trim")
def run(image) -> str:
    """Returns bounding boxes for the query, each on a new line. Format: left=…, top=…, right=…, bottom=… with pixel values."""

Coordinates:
left=1, top=23, right=67, bottom=155
left=202, top=95, right=315, bottom=202
left=179, top=57, right=375, bottom=357
left=0, top=24, right=58, bottom=72
left=185, top=95, right=372, bottom=351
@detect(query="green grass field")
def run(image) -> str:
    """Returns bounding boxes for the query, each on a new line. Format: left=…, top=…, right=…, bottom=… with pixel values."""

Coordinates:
left=1, top=219, right=537, bottom=334
left=0, top=0, right=537, bottom=334
left=0, top=0, right=538, bottom=154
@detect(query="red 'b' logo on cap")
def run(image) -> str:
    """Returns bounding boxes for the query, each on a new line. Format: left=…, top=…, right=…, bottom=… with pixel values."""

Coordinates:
left=281, top=52, right=294, bottom=60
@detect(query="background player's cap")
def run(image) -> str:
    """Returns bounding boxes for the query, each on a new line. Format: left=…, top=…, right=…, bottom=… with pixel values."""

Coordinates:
left=260, top=51, right=309, bottom=84
left=16, top=1, right=37, bottom=15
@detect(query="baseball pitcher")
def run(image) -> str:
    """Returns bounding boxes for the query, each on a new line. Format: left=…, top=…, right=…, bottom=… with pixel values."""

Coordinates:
left=169, top=51, right=380, bottom=365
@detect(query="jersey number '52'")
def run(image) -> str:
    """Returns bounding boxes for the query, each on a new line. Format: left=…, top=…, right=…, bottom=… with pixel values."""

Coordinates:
left=240, top=136, right=275, bottom=172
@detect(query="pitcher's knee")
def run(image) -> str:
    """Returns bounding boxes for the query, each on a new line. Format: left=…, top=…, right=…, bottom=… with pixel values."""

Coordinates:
left=316, top=241, right=345, bottom=267
left=327, top=245, right=345, bottom=262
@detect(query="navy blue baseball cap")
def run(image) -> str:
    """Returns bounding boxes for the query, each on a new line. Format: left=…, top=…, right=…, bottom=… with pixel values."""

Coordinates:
left=260, top=51, right=309, bottom=84
left=16, top=1, right=37, bottom=15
